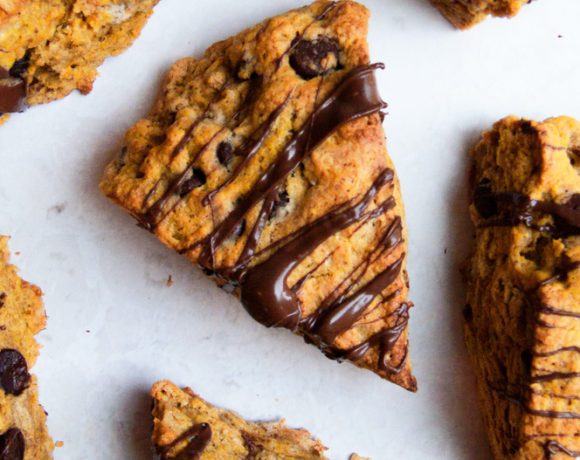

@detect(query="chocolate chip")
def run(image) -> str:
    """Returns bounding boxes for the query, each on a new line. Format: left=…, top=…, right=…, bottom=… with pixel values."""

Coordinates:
left=462, top=304, right=473, bottom=322
left=216, top=142, right=234, bottom=166
left=9, top=53, right=29, bottom=80
left=564, top=194, right=580, bottom=211
left=179, top=168, right=206, bottom=197
left=520, top=120, right=536, bottom=135
left=0, top=293, right=5, bottom=308
left=473, top=178, right=498, bottom=219
left=0, top=428, right=25, bottom=460
left=233, top=218, right=246, bottom=238
left=269, top=190, right=289, bottom=220
left=0, top=349, right=31, bottom=396
left=289, top=36, right=340, bottom=79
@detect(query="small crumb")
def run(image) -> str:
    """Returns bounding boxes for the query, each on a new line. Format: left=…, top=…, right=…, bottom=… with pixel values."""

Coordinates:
left=444, top=248, right=448, bottom=254
left=55, top=441, right=64, bottom=448
left=557, top=34, right=563, bottom=38
left=85, top=330, right=90, bottom=333
left=47, top=202, right=67, bottom=217
left=14, top=252, right=20, bottom=255
left=166, top=274, right=173, bottom=287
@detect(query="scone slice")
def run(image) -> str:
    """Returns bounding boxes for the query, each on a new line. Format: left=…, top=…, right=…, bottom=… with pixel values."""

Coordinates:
left=430, top=0, right=528, bottom=29
left=466, top=116, right=580, bottom=458
left=152, top=380, right=370, bottom=459
left=0, top=0, right=159, bottom=120
left=0, top=236, right=53, bottom=459
left=101, top=0, right=416, bottom=391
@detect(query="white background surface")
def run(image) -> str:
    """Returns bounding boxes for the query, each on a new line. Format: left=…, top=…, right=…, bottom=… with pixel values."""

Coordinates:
left=1, top=0, right=580, bottom=458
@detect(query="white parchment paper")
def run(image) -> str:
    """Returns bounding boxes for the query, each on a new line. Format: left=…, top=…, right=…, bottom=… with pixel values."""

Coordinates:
left=1, top=0, right=580, bottom=458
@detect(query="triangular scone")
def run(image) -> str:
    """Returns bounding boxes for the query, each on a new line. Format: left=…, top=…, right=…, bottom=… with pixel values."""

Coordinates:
left=430, top=0, right=528, bottom=29
left=0, top=236, right=53, bottom=459
left=466, top=116, right=580, bottom=458
left=101, top=0, right=416, bottom=391
left=152, top=380, right=369, bottom=460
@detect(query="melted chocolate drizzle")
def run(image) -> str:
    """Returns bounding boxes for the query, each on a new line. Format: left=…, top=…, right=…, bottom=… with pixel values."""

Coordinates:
left=544, top=440, right=580, bottom=459
left=240, top=168, right=394, bottom=330
left=158, top=423, right=212, bottom=460
left=192, top=63, right=387, bottom=267
left=138, top=62, right=406, bottom=370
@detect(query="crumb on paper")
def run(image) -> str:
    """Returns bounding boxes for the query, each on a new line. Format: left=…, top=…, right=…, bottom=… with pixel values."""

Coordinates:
left=86, top=330, right=90, bottom=333
left=167, top=274, right=173, bottom=287
left=14, top=251, right=20, bottom=255
left=55, top=441, right=64, bottom=448
left=444, top=248, right=448, bottom=254
left=558, top=34, right=563, bottom=38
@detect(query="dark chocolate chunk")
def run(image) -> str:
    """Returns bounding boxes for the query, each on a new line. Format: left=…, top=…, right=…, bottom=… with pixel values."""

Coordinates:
left=0, top=293, right=5, bottom=308
left=179, top=168, right=206, bottom=197
left=0, top=77, right=27, bottom=114
left=233, top=218, right=246, bottom=238
left=462, top=303, right=473, bottom=322
left=0, top=349, right=31, bottom=396
left=289, top=36, right=340, bottom=79
left=520, top=120, right=536, bottom=135
left=564, top=194, right=580, bottom=211
left=216, top=141, right=234, bottom=166
left=269, top=190, right=289, bottom=220
left=0, top=428, right=25, bottom=460
left=473, top=178, right=498, bottom=219
left=9, top=53, right=29, bottom=80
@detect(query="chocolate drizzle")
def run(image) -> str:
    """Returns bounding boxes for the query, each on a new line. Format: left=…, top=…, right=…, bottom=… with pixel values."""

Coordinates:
left=136, top=62, right=407, bottom=371
left=240, top=168, right=394, bottom=330
left=192, top=63, right=387, bottom=267
left=158, top=423, right=212, bottom=460
left=544, top=440, right=580, bottom=459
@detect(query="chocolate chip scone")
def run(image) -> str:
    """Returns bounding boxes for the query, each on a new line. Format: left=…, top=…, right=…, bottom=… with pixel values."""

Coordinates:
left=430, top=0, right=529, bottom=29
left=100, top=0, right=416, bottom=391
left=0, top=0, right=158, bottom=122
left=0, top=236, right=53, bottom=459
left=152, top=380, right=369, bottom=460
left=465, top=115, right=580, bottom=458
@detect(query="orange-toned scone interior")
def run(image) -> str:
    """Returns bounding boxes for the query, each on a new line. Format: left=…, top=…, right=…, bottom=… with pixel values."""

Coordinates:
left=466, top=115, right=580, bottom=458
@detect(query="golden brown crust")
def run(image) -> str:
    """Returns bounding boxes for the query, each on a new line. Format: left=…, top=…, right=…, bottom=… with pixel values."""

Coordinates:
left=151, top=380, right=329, bottom=459
left=465, top=116, right=580, bottom=459
left=100, top=0, right=416, bottom=391
left=430, top=0, right=529, bottom=29
left=0, top=236, right=53, bottom=459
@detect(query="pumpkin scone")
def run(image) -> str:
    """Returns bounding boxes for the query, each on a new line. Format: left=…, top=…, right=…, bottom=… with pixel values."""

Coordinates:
left=0, top=0, right=158, bottom=123
left=465, top=115, right=580, bottom=458
left=100, top=0, right=416, bottom=391
left=0, top=236, right=53, bottom=459
left=152, top=380, right=369, bottom=459
left=430, top=0, right=529, bottom=29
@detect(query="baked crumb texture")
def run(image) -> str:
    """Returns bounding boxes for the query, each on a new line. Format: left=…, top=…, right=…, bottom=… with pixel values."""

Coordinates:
left=152, top=380, right=370, bottom=459
left=466, top=115, right=580, bottom=459
left=430, top=0, right=529, bottom=29
left=0, top=236, right=53, bottom=459
left=0, top=0, right=158, bottom=119
left=101, top=0, right=416, bottom=391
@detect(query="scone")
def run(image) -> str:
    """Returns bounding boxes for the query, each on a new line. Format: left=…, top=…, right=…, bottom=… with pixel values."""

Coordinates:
left=465, top=115, right=580, bottom=458
left=100, top=0, right=416, bottom=391
left=430, top=0, right=529, bottom=29
left=0, top=0, right=158, bottom=122
left=0, top=236, right=53, bottom=459
left=152, top=380, right=369, bottom=460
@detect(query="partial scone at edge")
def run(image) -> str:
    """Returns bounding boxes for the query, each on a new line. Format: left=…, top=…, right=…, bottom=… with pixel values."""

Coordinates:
left=152, top=380, right=370, bottom=459
left=101, top=0, right=416, bottom=391
left=0, top=0, right=159, bottom=121
left=0, top=236, right=53, bottom=459
left=465, top=115, right=580, bottom=458
left=430, top=0, right=529, bottom=29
